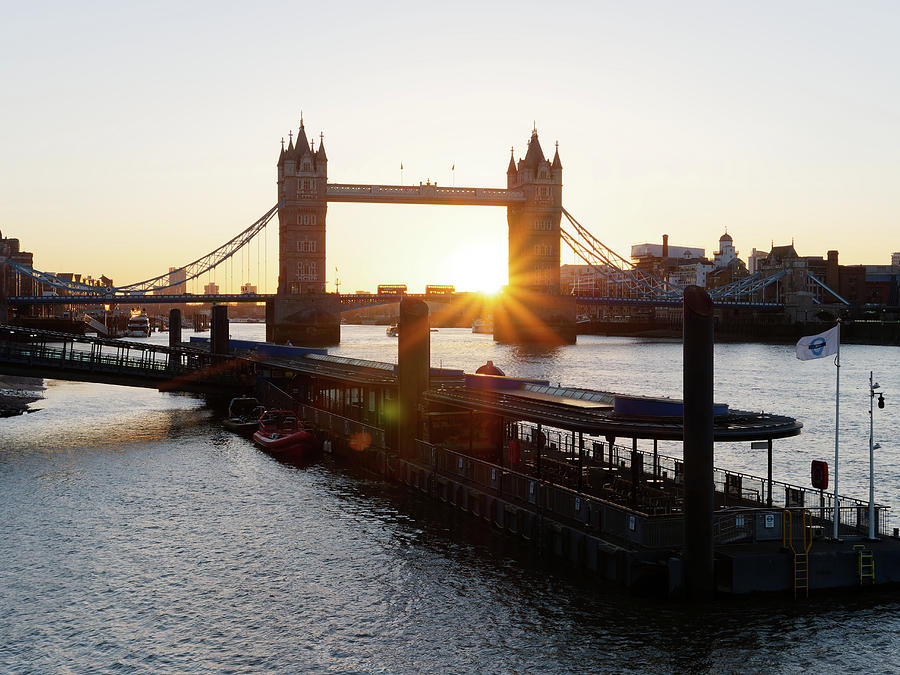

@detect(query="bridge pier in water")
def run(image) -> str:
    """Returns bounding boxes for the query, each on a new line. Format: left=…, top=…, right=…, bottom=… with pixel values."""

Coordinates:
left=494, top=289, right=576, bottom=344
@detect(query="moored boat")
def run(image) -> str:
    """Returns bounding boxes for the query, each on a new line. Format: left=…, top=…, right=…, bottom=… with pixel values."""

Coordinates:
left=223, top=396, right=265, bottom=435
left=252, top=409, right=316, bottom=458
left=125, top=314, right=151, bottom=338
left=386, top=324, right=399, bottom=337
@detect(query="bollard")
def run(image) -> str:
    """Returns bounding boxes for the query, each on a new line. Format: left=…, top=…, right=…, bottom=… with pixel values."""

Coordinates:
left=210, top=305, right=229, bottom=355
left=167, top=308, right=182, bottom=370
left=398, top=297, right=430, bottom=460
left=682, top=285, right=715, bottom=601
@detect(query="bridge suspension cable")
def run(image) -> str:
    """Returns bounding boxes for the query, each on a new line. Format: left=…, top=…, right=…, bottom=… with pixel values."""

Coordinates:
left=559, top=207, right=683, bottom=300
left=117, top=202, right=282, bottom=293
left=558, top=207, right=799, bottom=306
left=5, top=202, right=282, bottom=296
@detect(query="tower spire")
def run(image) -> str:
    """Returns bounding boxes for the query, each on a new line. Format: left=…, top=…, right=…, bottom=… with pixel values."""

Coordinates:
left=523, top=124, right=545, bottom=167
left=551, top=140, right=562, bottom=170
left=296, top=114, right=310, bottom=157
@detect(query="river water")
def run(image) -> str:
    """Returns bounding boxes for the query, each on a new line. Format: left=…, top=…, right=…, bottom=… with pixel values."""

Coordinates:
left=1, top=325, right=898, bottom=673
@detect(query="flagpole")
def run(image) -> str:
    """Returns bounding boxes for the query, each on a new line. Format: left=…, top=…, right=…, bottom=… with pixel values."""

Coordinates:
left=833, top=323, right=840, bottom=540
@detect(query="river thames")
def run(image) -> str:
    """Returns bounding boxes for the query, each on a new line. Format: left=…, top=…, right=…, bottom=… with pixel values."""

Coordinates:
left=1, top=325, right=898, bottom=673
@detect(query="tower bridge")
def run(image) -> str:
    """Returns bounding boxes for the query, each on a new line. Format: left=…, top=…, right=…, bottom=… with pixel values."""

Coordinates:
left=272, top=118, right=569, bottom=344
left=2, top=114, right=821, bottom=346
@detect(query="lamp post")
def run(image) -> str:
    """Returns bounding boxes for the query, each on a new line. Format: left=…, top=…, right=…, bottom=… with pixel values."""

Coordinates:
left=868, top=371, right=885, bottom=541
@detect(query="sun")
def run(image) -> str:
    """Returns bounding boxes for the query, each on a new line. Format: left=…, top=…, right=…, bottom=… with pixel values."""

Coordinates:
left=448, top=245, right=507, bottom=294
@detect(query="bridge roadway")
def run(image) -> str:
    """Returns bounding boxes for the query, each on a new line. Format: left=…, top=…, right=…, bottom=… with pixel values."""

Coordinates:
left=0, top=325, right=254, bottom=394
left=7, top=293, right=784, bottom=311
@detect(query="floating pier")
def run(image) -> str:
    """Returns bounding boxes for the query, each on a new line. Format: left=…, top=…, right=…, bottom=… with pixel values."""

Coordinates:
left=244, top=291, right=898, bottom=598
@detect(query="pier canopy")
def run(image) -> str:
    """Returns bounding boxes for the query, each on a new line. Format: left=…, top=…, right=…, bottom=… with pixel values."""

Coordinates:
left=426, top=376, right=802, bottom=442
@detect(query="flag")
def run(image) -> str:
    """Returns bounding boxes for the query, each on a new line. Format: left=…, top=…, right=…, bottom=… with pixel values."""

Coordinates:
left=796, top=324, right=839, bottom=361
left=400, top=162, right=403, bottom=170
left=451, top=163, right=455, bottom=171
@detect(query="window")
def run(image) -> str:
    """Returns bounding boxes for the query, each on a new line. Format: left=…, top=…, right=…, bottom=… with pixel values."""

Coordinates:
left=297, top=261, right=318, bottom=281
left=534, top=216, right=553, bottom=231
left=532, top=264, right=552, bottom=285
left=298, top=213, right=317, bottom=226
left=538, top=186, right=551, bottom=199
left=297, top=239, right=318, bottom=253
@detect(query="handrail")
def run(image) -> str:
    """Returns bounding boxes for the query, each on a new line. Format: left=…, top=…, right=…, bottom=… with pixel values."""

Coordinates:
left=510, top=421, right=889, bottom=512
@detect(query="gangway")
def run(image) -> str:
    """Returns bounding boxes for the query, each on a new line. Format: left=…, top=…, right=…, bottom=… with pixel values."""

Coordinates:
left=0, top=325, right=254, bottom=394
left=81, top=313, right=109, bottom=336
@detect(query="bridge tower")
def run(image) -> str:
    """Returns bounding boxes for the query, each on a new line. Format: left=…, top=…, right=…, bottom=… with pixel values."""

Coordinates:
left=496, top=127, right=575, bottom=343
left=268, top=116, right=341, bottom=345
left=276, top=116, right=328, bottom=294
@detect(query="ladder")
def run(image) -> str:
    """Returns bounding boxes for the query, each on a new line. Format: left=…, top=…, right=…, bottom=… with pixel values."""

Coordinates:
left=783, top=509, right=813, bottom=598
left=853, top=545, right=875, bottom=585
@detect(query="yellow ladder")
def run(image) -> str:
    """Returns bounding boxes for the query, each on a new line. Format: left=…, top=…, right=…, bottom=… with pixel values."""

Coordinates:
left=853, top=545, right=875, bottom=585
left=783, top=509, right=813, bottom=598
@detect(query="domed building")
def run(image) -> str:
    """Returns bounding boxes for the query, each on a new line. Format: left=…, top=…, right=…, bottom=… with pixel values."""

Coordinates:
left=708, top=230, right=749, bottom=289
left=713, top=231, right=737, bottom=268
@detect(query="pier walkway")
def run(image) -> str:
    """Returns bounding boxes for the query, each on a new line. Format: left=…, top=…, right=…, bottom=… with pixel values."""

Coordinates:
left=0, top=325, right=254, bottom=394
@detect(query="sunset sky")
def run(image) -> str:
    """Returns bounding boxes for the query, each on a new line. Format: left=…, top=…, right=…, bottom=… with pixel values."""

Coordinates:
left=2, top=2, right=898, bottom=293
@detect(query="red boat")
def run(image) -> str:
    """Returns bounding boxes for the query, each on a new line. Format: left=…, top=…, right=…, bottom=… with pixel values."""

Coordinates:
left=252, top=410, right=316, bottom=458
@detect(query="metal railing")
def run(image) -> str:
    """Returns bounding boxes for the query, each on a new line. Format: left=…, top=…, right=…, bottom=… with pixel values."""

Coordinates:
left=414, top=438, right=893, bottom=547
left=251, top=381, right=893, bottom=545
left=0, top=325, right=213, bottom=374
left=508, top=422, right=889, bottom=522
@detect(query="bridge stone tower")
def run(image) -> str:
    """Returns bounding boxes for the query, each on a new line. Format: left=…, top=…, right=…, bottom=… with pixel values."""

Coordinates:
left=267, top=116, right=341, bottom=345
left=495, top=128, right=575, bottom=344
left=276, top=117, right=328, bottom=294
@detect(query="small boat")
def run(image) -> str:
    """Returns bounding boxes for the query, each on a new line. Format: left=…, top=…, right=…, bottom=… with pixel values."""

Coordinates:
left=472, top=317, right=493, bottom=334
left=253, top=410, right=316, bottom=458
left=386, top=324, right=399, bottom=337
left=223, top=396, right=265, bottom=435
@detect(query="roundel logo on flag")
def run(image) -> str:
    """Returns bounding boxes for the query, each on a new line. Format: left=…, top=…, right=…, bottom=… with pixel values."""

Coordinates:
left=808, top=337, right=827, bottom=356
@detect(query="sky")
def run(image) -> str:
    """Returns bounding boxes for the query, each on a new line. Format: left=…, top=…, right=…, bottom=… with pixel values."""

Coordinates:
left=2, top=1, right=899, bottom=294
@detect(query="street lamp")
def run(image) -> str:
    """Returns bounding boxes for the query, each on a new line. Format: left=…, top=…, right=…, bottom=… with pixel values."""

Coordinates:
left=868, top=372, right=886, bottom=541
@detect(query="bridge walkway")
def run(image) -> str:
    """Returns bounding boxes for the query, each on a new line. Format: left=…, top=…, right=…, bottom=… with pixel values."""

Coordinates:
left=0, top=325, right=255, bottom=394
